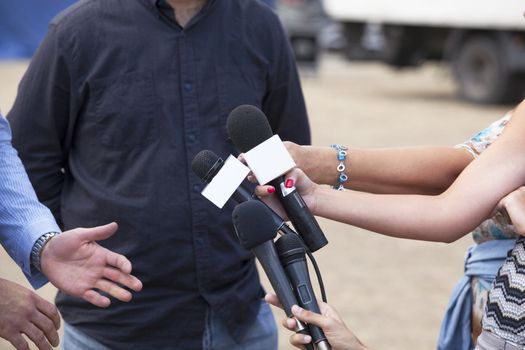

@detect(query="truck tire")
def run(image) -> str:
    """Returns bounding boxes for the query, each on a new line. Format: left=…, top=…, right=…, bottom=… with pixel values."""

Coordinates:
left=452, top=35, right=525, bottom=104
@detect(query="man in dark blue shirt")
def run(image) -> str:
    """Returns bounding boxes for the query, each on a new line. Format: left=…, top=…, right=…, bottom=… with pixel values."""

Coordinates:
left=8, top=0, right=311, bottom=349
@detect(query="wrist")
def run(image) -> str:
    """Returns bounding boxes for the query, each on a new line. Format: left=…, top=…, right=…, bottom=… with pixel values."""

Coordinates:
left=330, top=144, right=349, bottom=190
left=30, top=232, right=60, bottom=272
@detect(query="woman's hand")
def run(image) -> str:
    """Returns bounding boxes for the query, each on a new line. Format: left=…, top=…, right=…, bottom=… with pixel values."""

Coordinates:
left=265, top=293, right=368, bottom=350
left=253, top=168, right=321, bottom=219
left=496, top=186, right=525, bottom=235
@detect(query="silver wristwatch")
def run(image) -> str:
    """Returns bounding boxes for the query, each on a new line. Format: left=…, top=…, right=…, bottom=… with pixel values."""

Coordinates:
left=30, top=231, right=60, bottom=272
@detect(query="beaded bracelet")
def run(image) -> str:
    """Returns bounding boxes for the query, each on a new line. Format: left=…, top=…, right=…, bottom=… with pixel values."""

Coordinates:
left=330, top=144, right=348, bottom=190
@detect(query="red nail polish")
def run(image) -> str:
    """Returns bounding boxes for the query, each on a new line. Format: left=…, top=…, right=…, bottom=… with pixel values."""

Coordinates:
left=285, top=179, right=294, bottom=188
left=267, top=186, right=276, bottom=194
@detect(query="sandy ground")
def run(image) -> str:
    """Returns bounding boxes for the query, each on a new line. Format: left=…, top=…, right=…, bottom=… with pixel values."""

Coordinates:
left=0, top=54, right=512, bottom=349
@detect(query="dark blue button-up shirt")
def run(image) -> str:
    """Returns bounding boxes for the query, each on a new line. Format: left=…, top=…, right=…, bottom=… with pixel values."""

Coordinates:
left=9, top=0, right=310, bottom=348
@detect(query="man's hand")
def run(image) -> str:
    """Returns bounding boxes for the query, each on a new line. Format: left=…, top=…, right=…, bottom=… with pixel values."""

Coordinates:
left=0, top=278, right=60, bottom=350
left=40, top=222, right=143, bottom=308
left=265, top=293, right=368, bottom=350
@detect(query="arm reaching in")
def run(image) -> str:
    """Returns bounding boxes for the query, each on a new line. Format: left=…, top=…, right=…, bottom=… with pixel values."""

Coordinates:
left=40, top=222, right=143, bottom=308
left=0, top=278, right=60, bottom=350
left=256, top=101, right=525, bottom=243
left=265, top=293, right=368, bottom=350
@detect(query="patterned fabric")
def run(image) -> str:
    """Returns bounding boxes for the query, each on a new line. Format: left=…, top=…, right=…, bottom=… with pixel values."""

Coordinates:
left=0, top=115, right=60, bottom=288
left=455, top=111, right=519, bottom=244
left=437, top=110, right=519, bottom=349
left=483, top=237, right=525, bottom=345
left=456, top=111, right=512, bottom=159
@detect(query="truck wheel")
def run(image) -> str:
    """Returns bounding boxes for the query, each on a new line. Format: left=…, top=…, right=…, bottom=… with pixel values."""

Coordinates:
left=452, top=36, right=525, bottom=104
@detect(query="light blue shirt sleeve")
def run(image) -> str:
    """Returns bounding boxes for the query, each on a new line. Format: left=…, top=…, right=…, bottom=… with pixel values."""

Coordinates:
left=0, top=114, right=60, bottom=288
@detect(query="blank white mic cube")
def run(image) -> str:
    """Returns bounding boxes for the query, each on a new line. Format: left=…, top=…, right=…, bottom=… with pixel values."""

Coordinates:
left=243, top=135, right=296, bottom=185
left=201, top=155, right=250, bottom=208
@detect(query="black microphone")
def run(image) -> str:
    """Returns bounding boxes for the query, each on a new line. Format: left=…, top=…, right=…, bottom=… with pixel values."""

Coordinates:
left=276, top=233, right=331, bottom=350
left=226, top=104, right=328, bottom=252
left=191, top=149, right=296, bottom=235
left=232, top=201, right=314, bottom=350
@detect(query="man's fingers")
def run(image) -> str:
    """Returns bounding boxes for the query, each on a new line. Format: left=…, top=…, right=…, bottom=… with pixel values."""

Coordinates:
left=35, top=298, right=60, bottom=330
left=105, top=251, right=132, bottom=274
left=103, top=266, right=143, bottom=292
left=94, top=279, right=133, bottom=302
left=292, top=305, right=326, bottom=328
left=79, top=222, right=118, bottom=242
left=21, top=323, right=52, bottom=350
left=282, top=316, right=297, bottom=331
left=264, top=293, right=283, bottom=309
left=82, top=289, right=111, bottom=308
left=30, top=311, right=60, bottom=347
left=289, top=333, right=310, bottom=350
left=7, top=333, right=30, bottom=350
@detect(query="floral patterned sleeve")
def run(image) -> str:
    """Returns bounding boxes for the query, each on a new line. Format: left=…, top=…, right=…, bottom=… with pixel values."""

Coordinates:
left=455, top=110, right=513, bottom=158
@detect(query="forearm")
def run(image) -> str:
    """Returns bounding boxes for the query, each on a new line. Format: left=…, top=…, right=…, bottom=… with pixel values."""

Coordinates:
left=289, top=144, right=473, bottom=194
left=312, top=186, right=479, bottom=243
left=0, top=125, right=60, bottom=286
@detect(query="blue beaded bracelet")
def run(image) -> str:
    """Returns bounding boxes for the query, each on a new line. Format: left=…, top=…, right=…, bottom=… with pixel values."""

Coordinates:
left=330, top=144, right=348, bottom=190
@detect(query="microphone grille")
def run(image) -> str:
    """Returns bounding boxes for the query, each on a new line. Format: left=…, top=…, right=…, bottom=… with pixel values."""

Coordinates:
left=191, top=150, right=220, bottom=180
left=275, top=232, right=305, bottom=257
left=232, top=201, right=280, bottom=249
left=226, top=105, right=273, bottom=152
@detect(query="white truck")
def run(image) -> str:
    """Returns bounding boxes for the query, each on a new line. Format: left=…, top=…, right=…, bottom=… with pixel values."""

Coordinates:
left=324, top=0, right=525, bottom=104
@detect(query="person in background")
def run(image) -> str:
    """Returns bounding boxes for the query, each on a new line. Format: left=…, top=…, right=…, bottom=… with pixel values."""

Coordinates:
left=256, top=99, right=525, bottom=349
left=265, top=182, right=525, bottom=350
left=0, top=114, right=142, bottom=350
left=281, top=111, right=514, bottom=349
left=8, top=0, right=311, bottom=349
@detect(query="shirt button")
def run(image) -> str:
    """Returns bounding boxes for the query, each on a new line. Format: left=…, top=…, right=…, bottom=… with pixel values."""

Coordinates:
left=184, top=83, right=192, bottom=92
left=188, top=133, right=196, bottom=142
left=193, top=184, right=201, bottom=193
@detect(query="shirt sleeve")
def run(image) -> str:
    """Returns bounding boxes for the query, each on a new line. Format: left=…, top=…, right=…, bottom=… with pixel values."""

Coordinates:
left=454, top=110, right=513, bottom=158
left=0, top=115, right=60, bottom=288
left=262, top=16, right=311, bottom=146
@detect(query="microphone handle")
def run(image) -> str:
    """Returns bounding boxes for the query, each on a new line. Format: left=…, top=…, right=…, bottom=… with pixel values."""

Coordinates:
left=232, top=184, right=296, bottom=235
left=284, top=263, right=330, bottom=348
left=252, top=242, right=314, bottom=346
left=270, top=178, right=328, bottom=252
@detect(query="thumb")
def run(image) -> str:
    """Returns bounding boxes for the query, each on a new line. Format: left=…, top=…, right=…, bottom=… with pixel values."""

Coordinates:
left=291, top=305, right=326, bottom=328
left=79, top=222, right=119, bottom=242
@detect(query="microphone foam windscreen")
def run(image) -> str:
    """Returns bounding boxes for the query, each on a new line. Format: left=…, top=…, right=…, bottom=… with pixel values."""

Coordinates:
left=191, top=150, right=220, bottom=180
left=226, top=105, right=274, bottom=152
left=275, top=232, right=305, bottom=256
left=232, top=201, right=280, bottom=250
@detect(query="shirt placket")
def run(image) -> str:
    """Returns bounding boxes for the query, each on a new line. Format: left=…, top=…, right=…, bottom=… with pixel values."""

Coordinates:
left=179, top=31, right=212, bottom=292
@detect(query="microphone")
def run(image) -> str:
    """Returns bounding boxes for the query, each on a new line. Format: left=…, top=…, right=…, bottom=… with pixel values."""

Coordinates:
left=276, top=233, right=331, bottom=350
left=226, top=105, right=328, bottom=252
left=191, top=150, right=296, bottom=235
left=232, top=201, right=314, bottom=350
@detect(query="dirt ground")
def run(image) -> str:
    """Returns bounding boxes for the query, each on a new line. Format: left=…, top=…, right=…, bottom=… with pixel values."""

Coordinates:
left=0, top=54, right=512, bottom=349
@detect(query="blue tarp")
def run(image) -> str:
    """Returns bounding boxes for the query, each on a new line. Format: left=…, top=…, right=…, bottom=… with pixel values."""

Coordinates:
left=0, top=0, right=276, bottom=60
left=0, top=0, right=77, bottom=59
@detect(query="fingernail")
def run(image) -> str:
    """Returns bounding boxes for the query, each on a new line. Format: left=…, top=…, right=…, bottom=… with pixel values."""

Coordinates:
left=302, top=335, right=312, bottom=344
left=267, top=186, right=276, bottom=194
left=285, top=179, right=294, bottom=188
left=286, top=318, right=295, bottom=328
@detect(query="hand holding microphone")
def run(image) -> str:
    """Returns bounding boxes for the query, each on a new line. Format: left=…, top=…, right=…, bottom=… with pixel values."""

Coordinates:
left=232, top=201, right=315, bottom=350
left=227, top=105, right=328, bottom=252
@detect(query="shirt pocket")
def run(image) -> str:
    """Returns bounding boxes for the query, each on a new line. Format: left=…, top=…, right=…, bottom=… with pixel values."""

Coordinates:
left=216, top=64, right=267, bottom=126
left=89, top=71, right=160, bottom=150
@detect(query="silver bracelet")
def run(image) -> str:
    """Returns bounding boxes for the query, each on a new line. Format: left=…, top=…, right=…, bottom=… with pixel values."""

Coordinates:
left=330, top=144, right=348, bottom=190
left=30, top=232, right=60, bottom=272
